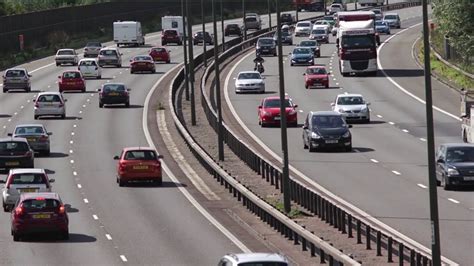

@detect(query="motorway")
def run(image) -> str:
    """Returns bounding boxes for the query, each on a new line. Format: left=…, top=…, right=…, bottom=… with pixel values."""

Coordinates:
left=0, top=10, right=328, bottom=265
left=224, top=5, right=473, bottom=266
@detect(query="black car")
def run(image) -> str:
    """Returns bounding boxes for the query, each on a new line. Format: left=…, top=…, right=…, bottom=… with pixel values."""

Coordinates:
left=280, top=13, right=294, bottom=25
left=224, top=24, right=242, bottom=36
left=436, top=143, right=474, bottom=190
left=98, top=83, right=130, bottom=108
left=193, top=31, right=213, bottom=45
left=302, top=111, right=352, bottom=152
left=256, top=37, right=277, bottom=56
left=0, top=138, right=34, bottom=172
left=273, top=31, right=293, bottom=45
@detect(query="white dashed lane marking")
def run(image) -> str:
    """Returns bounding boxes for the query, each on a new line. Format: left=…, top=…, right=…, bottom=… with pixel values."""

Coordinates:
left=448, top=198, right=460, bottom=204
left=402, top=129, right=409, bottom=133
left=120, top=255, right=128, bottom=262
left=370, top=159, right=379, bottom=163
left=77, top=184, right=82, bottom=189
left=420, top=138, right=427, bottom=142
left=417, top=183, right=427, bottom=189
left=392, top=170, right=401, bottom=175
left=106, top=234, right=112, bottom=240
left=83, top=198, right=89, bottom=204
left=376, top=114, right=383, bottom=118
left=70, top=140, right=74, bottom=144
left=73, top=171, right=77, bottom=176
left=388, top=121, right=395, bottom=125
left=70, top=160, right=74, bottom=164
left=92, top=214, right=99, bottom=220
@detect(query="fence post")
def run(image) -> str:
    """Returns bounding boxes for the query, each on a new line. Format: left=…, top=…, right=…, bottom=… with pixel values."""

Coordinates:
left=366, top=225, right=371, bottom=250
left=376, top=231, right=382, bottom=256
left=410, top=249, right=415, bottom=266
left=357, top=220, right=362, bottom=244
left=399, top=243, right=404, bottom=266
left=348, top=214, right=353, bottom=238
left=388, top=236, right=393, bottom=262
left=341, top=210, right=346, bottom=234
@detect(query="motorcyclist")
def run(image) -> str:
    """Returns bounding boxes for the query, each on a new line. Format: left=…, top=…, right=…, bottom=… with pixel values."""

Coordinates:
left=253, top=54, right=265, bottom=73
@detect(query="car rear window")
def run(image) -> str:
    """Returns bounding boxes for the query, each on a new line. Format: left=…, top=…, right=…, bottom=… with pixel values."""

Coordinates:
left=6, top=70, right=26, bottom=77
left=152, top=48, right=166, bottom=52
left=384, top=15, right=398, bottom=20
left=164, top=30, right=177, bottom=35
left=264, top=99, right=292, bottom=108
left=57, top=50, right=74, bottom=55
left=245, top=17, right=257, bottom=22
left=103, top=84, right=126, bottom=92
left=100, top=50, right=118, bottom=56
left=63, top=72, right=81, bottom=79
left=238, top=262, right=287, bottom=266
left=15, top=126, right=45, bottom=135
left=297, top=22, right=310, bottom=27
left=80, top=60, right=97, bottom=66
left=134, top=56, right=152, bottom=61
left=10, top=173, right=46, bottom=185
left=124, top=150, right=157, bottom=160
left=37, top=95, right=61, bottom=103
left=0, top=141, right=29, bottom=152
left=22, top=198, right=59, bottom=211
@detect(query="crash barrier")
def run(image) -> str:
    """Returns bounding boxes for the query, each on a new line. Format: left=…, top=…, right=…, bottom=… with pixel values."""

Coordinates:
left=199, top=1, right=458, bottom=266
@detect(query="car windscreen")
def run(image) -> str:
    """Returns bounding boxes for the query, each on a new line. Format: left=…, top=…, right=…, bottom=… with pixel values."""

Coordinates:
left=103, top=84, right=126, bottom=92
left=337, top=96, right=363, bottom=105
left=306, top=68, right=327, bottom=75
left=37, top=95, right=61, bottom=103
left=80, top=60, right=97, bottom=66
left=58, top=50, right=74, bottom=55
left=5, top=70, right=26, bottom=77
left=22, top=199, right=59, bottom=212
left=297, top=22, right=310, bottom=27
left=227, top=24, right=239, bottom=28
left=263, top=99, right=292, bottom=108
left=245, top=17, right=257, bottom=22
left=134, top=56, right=152, bottom=61
left=100, top=50, right=117, bottom=56
left=124, top=150, right=157, bottom=160
left=10, top=173, right=46, bottom=185
left=375, top=21, right=385, bottom=26
left=312, top=115, right=345, bottom=129
left=446, top=147, right=474, bottom=163
left=258, top=39, right=274, bottom=45
left=341, top=35, right=375, bottom=48
left=300, top=41, right=317, bottom=47
left=312, top=30, right=326, bottom=34
left=384, top=15, right=397, bottom=20
left=293, top=48, right=312, bottom=54
left=324, top=16, right=334, bottom=21
left=63, top=72, right=81, bottom=79
left=238, top=73, right=261, bottom=80
left=0, top=141, right=29, bottom=152
left=15, top=126, right=45, bottom=135
left=238, top=263, right=288, bottom=266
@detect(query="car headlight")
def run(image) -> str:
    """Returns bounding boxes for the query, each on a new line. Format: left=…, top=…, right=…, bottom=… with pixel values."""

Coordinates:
left=311, top=132, right=321, bottom=139
left=447, top=168, right=459, bottom=176
left=338, top=108, right=345, bottom=113
left=361, top=107, right=368, bottom=112
left=316, top=47, right=320, bottom=50
left=308, top=58, right=313, bottom=62
left=342, top=131, right=350, bottom=138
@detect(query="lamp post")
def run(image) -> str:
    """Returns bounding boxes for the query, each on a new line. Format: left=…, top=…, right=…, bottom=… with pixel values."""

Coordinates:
left=242, top=0, right=247, bottom=40
left=275, top=0, right=291, bottom=214
left=181, top=0, right=189, bottom=101
left=186, top=0, right=196, bottom=125
left=268, top=0, right=272, bottom=29
left=201, top=0, right=207, bottom=67
left=221, top=0, right=225, bottom=51
left=422, top=0, right=441, bottom=264
left=212, top=0, right=224, bottom=161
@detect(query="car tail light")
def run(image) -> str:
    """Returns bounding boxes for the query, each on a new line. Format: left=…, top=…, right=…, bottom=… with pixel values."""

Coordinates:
left=84, top=48, right=89, bottom=51
left=39, top=135, right=48, bottom=142
left=14, top=206, right=24, bottom=217
left=58, top=205, right=66, bottom=215
left=288, top=109, right=297, bottom=115
left=25, top=150, right=33, bottom=157
left=59, top=102, right=64, bottom=108
left=119, top=163, right=126, bottom=171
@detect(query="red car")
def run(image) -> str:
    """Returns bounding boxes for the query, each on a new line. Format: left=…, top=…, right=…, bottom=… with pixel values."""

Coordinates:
left=161, top=29, right=182, bottom=45
left=114, top=147, right=164, bottom=187
left=304, top=65, right=330, bottom=89
left=130, top=55, right=156, bottom=74
left=149, top=47, right=171, bottom=63
left=58, top=71, right=86, bottom=93
left=11, top=192, right=69, bottom=241
left=258, top=96, right=298, bottom=127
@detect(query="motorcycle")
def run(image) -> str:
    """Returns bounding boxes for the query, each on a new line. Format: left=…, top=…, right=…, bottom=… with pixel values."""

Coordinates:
left=254, top=62, right=264, bottom=74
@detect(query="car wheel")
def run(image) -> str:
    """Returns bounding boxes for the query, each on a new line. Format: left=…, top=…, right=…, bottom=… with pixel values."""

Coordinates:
left=303, top=139, right=308, bottom=149
left=125, top=101, right=130, bottom=108
left=3, top=88, right=7, bottom=93
left=61, top=114, right=66, bottom=119
left=309, top=144, right=316, bottom=152
left=152, top=69, right=156, bottom=74
left=118, top=178, right=126, bottom=187
left=397, top=25, right=401, bottom=29
left=154, top=179, right=163, bottom=186
left=61, top=230, right=69, bottom=240
left=13, top=233, right=20, bottom=242
left=345, top=144, right=352, bottom=152
left=97, top=75, right=101, bottom=79
left=56, top=63, right=60, bottom=66
left=118, top=64, right=122, bottom=68
left=44, top=149, right=51, bottom=156
left=290, top=63, right=294, bottom=66
left=166, top=60, right=171, bottom=63
left=99, top=102, right=104, bottom=108
left=130, top=70, right=134, bottom=74
left=325, top=84, right=329, bottom=88
left=34, top=115, right=39, bottom=120
left=3, top=202, right=8, bottom=212
left=26, top=86, right=31, bottom=93
left=442, top=176, right=452, bottom=190
left=305, top=85, right=309, bottom=89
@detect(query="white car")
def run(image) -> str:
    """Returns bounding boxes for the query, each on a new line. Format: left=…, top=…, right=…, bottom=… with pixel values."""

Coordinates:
left=218, top=253, right=288, bottom=266
left=234, top=71, right=265, bottom=93
left=55, top=49, right=79, bottom=66
left=33, top=92, right=67, bottom=120
left=313, top=20, right=333, bottom=31
left=371, top=9, right=383, bottom=20
left=2, top=169, right=54, bottom=212
left=78, top=58, right=101, bottom=79
left=294, top=21, right=312, bottom=37
left=329, top=3, right=343, bottom=14
left=331, top=93, right=370, bottom=123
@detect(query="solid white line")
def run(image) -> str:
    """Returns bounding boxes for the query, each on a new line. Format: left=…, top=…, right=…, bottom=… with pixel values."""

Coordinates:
left=83, top=198, right=89, bottom=203
left=392, top=170, right=401, bottom=175
left=105, top=234, right=112, bottom=240
left=92, top=214, right=98, bottom=220
left=378, top=23, right=462, bottom=122
left=142, top=62, right=251, bottom=253
left=370, top=159, right=379, bottom=163
left=77, top=184, right=82, bottom=189
left=420, top=138, right=427, bottom=142
left=120, top=255, right=128, bottom=262
left=417, top=183, right=427, bottom=189
left=448, top=198, right=460, bottom=204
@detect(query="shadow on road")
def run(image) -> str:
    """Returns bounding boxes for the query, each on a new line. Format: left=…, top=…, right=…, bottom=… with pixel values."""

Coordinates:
left=381, top=69, right=425, bottom=77
left=21, top=233, right=97, bottom=243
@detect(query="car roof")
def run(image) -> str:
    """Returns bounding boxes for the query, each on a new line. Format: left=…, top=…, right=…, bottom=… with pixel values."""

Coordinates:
left=79, top=58, right=97, bottom=62
left=441, top=143, right=474, bottom=148
left=20, top=192, right=60, bottom=201
left=6, top=67, right=27, bottom=71
left=264, top=96, right=289, bottom=101
left=337, top=93, right=363, bottom=98
left=0, top=137, right=28, bottom=142
left=227, top=253, right=288, bottom=263
left=122, top=147, right=155, bottom=152
left=57, top=48, right=74, bottom=51
left=311, top=111, right=341, bottom=116
left=307, top=65, right=326, bottom=69
left=297, top=21, right=311, bottom=24
left=384, top=13, right=399, bottom=16
left=102, top=82, right=125, bottom=87
left=238, top=71, right=261, bottom=75
left=9, top=168, right=46, bottom=175
left=37, top=91, right=62, bottom=96
left=14, top=124, right=45, bottom=128
left=100, top=47, right=119, bottom=51
left=258, top=37, right=273, bottom=40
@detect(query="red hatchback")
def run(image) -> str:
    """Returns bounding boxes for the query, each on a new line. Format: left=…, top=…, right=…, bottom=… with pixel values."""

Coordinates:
left=58, top=71, right=86, bottom=93
left=161, top=29, right=182, bottom=45
left=114, top=147, right=164, bottom=187
left=11, top=192, right=69, bottom=241
left=149, top=47, right=171, bottom=63
left=130, top=55, right=156, bottom=74
left=258, top=97, right=298, bottom=127
left=304, top=66, right=330, bottom=89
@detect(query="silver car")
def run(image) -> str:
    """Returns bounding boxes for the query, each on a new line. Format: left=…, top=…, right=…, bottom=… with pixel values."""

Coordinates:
left=234, top=71, right=265, bottom=93
left=33, top=92, right=67, bottom=120
left=98, top=47, right=122, bottom=67
left=2, top=68, right=32, bottom=93
left=83, top=41, right=103, bottom=57
left=1, top=168, right=54, bottom=211
left=55, top=49, right=79, bottom=66
left=331, top=93, right=370, bottom=123
left=9, top=124, right=52, bottom=156
left=383, top=13, right=401, bottom=28
left=294, top=21, right=312, bottom=36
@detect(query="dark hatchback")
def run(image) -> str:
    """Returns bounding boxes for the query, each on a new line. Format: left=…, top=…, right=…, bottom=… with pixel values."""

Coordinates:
left=436, top=143, right=474, bottom=190
left=0, top=138, right=34, bottom=172
left=280, top=13, right=294, bottom=24
left=98, top=83, right=130, bottom=108
left=193, top=31, right=213, bottom=45
left=256, top=37, right=277, bottom=56
left=302, top=111, right=352, bottom=152
left=224, top=24, right=242, bottom=36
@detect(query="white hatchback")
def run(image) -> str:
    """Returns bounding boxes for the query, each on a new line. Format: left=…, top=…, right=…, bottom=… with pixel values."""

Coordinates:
left=78, top=58, right=102, bottom=79
left=33, top=92, right=67, bottom=119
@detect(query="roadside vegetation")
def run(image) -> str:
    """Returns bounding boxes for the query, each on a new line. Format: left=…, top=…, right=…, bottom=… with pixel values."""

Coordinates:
left=0, top=0, right=112, bottom=15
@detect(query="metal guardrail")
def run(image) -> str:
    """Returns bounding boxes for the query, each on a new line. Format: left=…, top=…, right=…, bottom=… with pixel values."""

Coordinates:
left=197, top=2, right=460, bottom=266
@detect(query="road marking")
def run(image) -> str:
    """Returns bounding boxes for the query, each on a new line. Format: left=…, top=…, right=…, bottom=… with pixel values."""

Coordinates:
left=69, top=150, right=73, bottom=154
left=120, top=255, right=128, bottom=262
left=73, top=171, right=77, bottom=176
left=77, top=184, right=82, bottom=189
left=71, top=132, right=75, bottom=136
left=388, top=121, right=395, bottom=125
left=79, top=111, right=83, bottom=114
left=70, top=159, right=74, bottom=164
left=20, top=106, right=24, bottom=109
left=376, top=114, right=383, bottom=118
left=392, top=170, right=401, bottom=175
left=92, top=214, right=98, bottom=220
left=143, top=62, right=250, bottom=252
left=70, top=140, right=74, bottom=144
left=82, top=105, right=86, bottom=108
left=83, top=198, right=89, bottom=203
left=299, top=110, right=304, bottom=113
left=420, top=138, right=427, bottom=142
left=417, top=183, right=427, bottom=189
left=7, top=119, right=11, bottom=122
left=105, top=234, right=112, bottom=240
left=332, top=78, right=336, bottom=81
left=402, top=129, right=409, bottom=133
left=73, top=124, right=77, bottom=128
left=353, top=148, right=360, bottom=153
left=370, top=159, right=379, bottom=163
left=448, top=198, right=460, bottom=204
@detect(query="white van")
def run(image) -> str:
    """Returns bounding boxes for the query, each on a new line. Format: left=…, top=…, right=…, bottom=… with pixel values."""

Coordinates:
left=113, top=21, right=145, bottom=47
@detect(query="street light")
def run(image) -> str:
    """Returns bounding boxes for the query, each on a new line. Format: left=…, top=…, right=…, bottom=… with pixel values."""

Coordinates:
left=212, top=0, right=224, bottom=161
left=242, top=0, right=247, bottom=40
left=202, top=0, right=207, bottom=67
left=186, top=0, right=196, bottom=126
left=267, top=0, right=272, bottom=29
left=181, top=0, right=190, bottom=101
left=275, top=0, right=291, bottom=214
left=221, top=0, right=225, bottom=51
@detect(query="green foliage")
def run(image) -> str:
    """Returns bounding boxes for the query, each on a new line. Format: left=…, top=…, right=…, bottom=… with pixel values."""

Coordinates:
left=432, top=0, right=474, bottom=64
left=0, top=0, right=111, bottom=15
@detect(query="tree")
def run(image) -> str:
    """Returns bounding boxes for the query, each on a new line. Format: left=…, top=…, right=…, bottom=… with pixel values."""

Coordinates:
left=432, top=0, right=474, bottom=63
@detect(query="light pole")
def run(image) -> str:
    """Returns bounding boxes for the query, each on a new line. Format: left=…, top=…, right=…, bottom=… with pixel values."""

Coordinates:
left=181, top=0, right=190, bottom=101
left=275, top=0, right=291, bottom=214
left=242, top=0, right=247, bottom=40
left=212, top=0, right=224, bottom=161
left=186, top=0, right=196, bottom=126
left=295, top=1, right=299, bottom=21
left=267, top=0, right=272, bottom=29
left=201, top=0, right=207, bottom=67
left=422, top=0, right=441, bottom=264
left=221, top=0, right=225, bottom=51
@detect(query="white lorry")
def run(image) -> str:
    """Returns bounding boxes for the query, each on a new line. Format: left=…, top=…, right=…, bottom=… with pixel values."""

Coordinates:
left=358, top=0, right=385, bottom=7
left=161, top=16, right=184, bottom=37
left=113, top=21, right=145, bottom=47
left=461, top=90, right=474, bottom=143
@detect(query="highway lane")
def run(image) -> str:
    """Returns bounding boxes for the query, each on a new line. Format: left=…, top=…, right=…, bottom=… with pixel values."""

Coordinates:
left=225, top=6, right=473, bottom=265
left=0, top=10, right=326, bottom=265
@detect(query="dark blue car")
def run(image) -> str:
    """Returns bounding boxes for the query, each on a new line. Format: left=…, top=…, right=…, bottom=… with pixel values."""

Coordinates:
left=290, top=47, right=314, bottom=66
left=375, top=20, right=391, bottom=35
